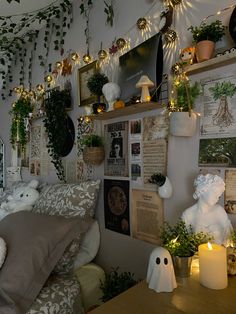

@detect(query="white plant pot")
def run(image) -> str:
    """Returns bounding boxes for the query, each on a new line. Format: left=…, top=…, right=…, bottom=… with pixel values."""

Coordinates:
left=158, top=177, right=173, bottom=199
left=170, top=111, right=197, bottom=137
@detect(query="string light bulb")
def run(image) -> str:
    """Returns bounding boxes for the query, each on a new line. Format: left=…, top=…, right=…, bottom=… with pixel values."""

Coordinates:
left=71, top=52, right=79, bottom=61
left=98, top=42, right=108, bottom=60
left=83, top=53, right=92, bottom=64
left=116, top=38, right=126, bottom=50
left=36, top=84, right=44, bottom=92
left=137, top=17, right=148, bottom=30
left=55, top=61, right=62, bottom=69
left=44, top=74, right=53, bottom=83
left=164, top=29, right=177, bottom=43
left=170, top=0, right=182, bottom=5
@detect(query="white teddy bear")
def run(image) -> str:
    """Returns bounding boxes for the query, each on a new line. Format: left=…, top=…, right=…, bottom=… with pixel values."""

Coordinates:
left=0, top=180, right=40, bottom=220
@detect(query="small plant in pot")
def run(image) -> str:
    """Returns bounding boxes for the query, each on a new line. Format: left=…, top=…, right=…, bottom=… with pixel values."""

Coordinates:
left=188, top=20, right=226, bottom=62
left=87, top=72, right=109, bottom=114
left=161, top=220, right=212, bottom=277
left=168, top=73, right=201, bottom=137
left=82, top=134, right=105, bottom=165
left=149, top=172, right=172, bottom=199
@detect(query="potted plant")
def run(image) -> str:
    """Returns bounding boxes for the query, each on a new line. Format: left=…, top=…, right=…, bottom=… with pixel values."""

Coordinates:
left=82, top=134, right=105, bottom=165
left=161, top=220, right=212, bottom=277
left=9, top=97, right=33, bottom=150
left=87, top=72, right=109, bottom=114
left=169, top=73, right=201, bottom=136
left=149, top=172, right=173, bottom=199
left=188, top=20, right=226, bottom=62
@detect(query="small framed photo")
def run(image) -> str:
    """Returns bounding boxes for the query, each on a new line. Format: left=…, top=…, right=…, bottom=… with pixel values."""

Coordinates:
left=78, top=61, right=98, bottom=106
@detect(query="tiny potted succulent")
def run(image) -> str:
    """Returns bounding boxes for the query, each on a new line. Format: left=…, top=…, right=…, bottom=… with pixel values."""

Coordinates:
left=161, top=220, right=212, bottom=277
left=168, top=73, right=201, bottom=136
left=188, top=20, right=226, bottom=62
left=149, top=172, right=172, bottom=199
left=82, top=134, right=105, bottom=165
left=87, top=72, right=109, bottom=114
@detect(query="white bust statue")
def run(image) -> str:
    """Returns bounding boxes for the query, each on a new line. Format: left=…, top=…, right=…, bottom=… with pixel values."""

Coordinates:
left=102, top=82, right=121, bottom=112
left=181, top=174, right=233, bottom=245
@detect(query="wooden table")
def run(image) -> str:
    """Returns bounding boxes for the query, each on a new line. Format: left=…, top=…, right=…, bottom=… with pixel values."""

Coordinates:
left=90, top=270, right=236, bottom=314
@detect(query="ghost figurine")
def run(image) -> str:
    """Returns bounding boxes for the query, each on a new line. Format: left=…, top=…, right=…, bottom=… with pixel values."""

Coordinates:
left=146, top=247, right=177, bottom=293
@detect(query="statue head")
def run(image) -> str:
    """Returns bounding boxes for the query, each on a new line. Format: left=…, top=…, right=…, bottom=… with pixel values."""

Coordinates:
left=193, top=174, right=225, bottom=205
left=102, top=82, right=121, bottom=103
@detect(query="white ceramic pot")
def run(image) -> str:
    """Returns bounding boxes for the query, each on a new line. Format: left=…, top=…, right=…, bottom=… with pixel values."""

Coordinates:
left=158, top=176, right=173, bottom=199
left=170, top=111, right=197, bottom=137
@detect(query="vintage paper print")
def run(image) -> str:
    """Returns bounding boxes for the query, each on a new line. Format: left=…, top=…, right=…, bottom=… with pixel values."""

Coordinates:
left=104, top=179, right=130, bottom=235
left=78, top=61, right=98, bottom=106
left=20, top=143, right=30, bottom=168
left=143, top=139, right=167, bottom=184
left=104, top=121, right=129, bottom=177
left=66, top=160, right=77, bottom=183
left=200, top=73, right=236, bottom=136
left=30, top=126, right=41, bottom=159
left=143, top=113, right=169, bottom=141
left=199, top=137, right=236, bottom=167
left=132, top=189, right=163, bottom=244
left=77, top=117, right=94, bottom=157
left=199, top=168, right=221, bottom=176
left=77, top=159, right=85, bottom=181
left=130, top=119, right=142, bottom=140
left=131, top=163, right=143, bottom=186
left=131, top=142, right=141, bottom=161
left=225, top=170, right=236, bottom=214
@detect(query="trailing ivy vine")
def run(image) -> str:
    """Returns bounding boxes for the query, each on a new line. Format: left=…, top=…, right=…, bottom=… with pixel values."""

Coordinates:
left=43, top=89, right=72, bottom=182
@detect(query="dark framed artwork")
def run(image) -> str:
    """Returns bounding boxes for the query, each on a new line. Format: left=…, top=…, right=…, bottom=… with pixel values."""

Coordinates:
left=78, top=61, right=98, bottom=106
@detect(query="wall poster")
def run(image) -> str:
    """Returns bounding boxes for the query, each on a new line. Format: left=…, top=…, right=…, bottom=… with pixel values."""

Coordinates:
left=225, top=170, right=236, bottom=214
left=132, top=189, right=163, bottom=244
left=200, top=73, right=236, bottom=136
left=104, top=179, right=130, bottom=235
left=104, top=121, right=129, bottom=176
left=199, top=137, right=236, bottom=167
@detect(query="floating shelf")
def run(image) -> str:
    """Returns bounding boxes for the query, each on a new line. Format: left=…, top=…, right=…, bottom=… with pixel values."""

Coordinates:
left=90, top=102, right=162, bottom=120
left=185, top=52, right=236, bottom=75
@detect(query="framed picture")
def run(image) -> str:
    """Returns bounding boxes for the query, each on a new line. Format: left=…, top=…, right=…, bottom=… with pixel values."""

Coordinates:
left=78, top=61, right=98, bottom=106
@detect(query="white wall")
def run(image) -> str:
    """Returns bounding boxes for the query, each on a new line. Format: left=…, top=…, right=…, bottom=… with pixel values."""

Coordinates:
left=0, top=0, right=236, bottom=279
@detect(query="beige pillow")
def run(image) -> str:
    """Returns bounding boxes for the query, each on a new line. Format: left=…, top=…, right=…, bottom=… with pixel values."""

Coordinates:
left=0, top=211, right=92, bottom=314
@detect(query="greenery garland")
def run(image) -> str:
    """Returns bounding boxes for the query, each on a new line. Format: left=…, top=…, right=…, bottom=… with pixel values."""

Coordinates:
left=43, top=89, right=71, bottom=182
left=9, top=97, right=33, bottom=149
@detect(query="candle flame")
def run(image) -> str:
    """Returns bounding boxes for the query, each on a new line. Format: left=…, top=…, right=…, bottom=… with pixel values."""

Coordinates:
left=207, top=242, right=213, bottom=250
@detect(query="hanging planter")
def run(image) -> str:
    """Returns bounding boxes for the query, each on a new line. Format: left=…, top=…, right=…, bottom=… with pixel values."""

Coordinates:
left=170, top=111, right=197, bottom=137
left=82, top=134, right=105, bottom=165
left=149, top=173, right=173, bottom=199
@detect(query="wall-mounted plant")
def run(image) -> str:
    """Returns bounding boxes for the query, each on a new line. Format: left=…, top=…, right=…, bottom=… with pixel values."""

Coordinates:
left=9, top=97, right=33, bottom=150
left=43, top=88, right=73, bottom=182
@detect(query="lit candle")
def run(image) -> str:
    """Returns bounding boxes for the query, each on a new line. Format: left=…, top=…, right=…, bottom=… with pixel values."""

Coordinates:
left=198, top=242, right=227, bottom=290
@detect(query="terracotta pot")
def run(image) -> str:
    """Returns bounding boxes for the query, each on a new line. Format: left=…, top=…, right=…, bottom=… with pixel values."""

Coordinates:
left=170, top=111, right=197, bottom=137
left=195, top=40, right=215, bottom=63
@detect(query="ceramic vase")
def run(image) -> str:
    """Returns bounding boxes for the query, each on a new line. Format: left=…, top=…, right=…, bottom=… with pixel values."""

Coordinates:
left=170, top=111, right=197, bottom=137
left=158, top=177, right=173, bottom=199
left=195, top=40, right=215, bottom=63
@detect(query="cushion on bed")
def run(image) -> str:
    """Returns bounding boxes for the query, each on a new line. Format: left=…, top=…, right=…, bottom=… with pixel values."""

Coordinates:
left=0, top=211, right=92, bottom=314
left=32, top=180, right=101, bottom=275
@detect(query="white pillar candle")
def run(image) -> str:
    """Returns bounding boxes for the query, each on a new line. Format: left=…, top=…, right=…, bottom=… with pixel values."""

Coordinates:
left=198, top=243, right=227, bottom=290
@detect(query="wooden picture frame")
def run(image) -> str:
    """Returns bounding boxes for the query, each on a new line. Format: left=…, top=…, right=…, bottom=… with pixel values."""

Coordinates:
left=78, top=61, right=98, bottom=106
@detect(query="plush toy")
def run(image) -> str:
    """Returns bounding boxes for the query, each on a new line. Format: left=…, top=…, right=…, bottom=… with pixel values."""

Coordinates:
left=0, top=180, right=39, bottom=220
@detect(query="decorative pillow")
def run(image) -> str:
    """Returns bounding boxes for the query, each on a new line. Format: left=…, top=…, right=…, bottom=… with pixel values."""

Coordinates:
left=32, top=180, right=101, bottom=275
left=74, top=220, right=100, bottom=269
left=0, top=237, right=6, bottom=269
left=32, top=180, right=101, bottom=219
left=0, top=211, right=92, bottom=314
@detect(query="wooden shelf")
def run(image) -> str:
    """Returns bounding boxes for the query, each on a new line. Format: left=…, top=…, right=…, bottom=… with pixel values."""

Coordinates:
left=185, top=52, right=236, bottom=75
left=90, top=102, right=162, bottom=120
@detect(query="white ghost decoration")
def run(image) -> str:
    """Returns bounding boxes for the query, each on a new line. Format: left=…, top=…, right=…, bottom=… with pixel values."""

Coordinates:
left=146, top=247, right=177, bottom=293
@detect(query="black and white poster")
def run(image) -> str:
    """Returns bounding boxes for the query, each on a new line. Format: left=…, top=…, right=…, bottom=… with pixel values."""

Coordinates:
left=104, top=179, right=130, bottom=235
left=104, top=121, right=129, bottom=176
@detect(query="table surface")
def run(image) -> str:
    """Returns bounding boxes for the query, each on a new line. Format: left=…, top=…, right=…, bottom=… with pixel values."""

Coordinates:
left=90, top=270, right=236, bottom=314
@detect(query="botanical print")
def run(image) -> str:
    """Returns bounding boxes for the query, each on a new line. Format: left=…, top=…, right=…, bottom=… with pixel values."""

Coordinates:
left=199, top=137, right=236, bottom=167
left=130, top=119, right=142, bottom=140
left=77, top=117, right=94, bottom=157
left=143, top=113, right=169, bottom=141
left=30, top=126, right=41, bottom=158
left=225, top=170, right=236, bottom=214
left=200, top=73, right=236, bottom=135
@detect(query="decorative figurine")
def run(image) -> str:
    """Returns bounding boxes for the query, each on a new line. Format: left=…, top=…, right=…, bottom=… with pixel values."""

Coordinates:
left=135, top=75, right=154, bottom=103
left=182, top=174, right=233, bottom=245
left=146, top=247, right=177, bottom=293
left=102, top=82, right=121, bottom=111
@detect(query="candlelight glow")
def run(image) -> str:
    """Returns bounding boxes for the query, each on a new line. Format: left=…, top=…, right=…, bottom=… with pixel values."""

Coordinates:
left=172, top=236, right=179, bottom=244
left=207, top=242, right=213, bottom=250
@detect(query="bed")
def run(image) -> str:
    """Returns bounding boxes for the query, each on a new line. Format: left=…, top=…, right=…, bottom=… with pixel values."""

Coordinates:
left=0, top=180, right=104, bottom=314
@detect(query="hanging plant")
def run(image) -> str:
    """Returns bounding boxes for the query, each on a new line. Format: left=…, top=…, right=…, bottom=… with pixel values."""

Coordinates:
left=43, top=88, right=72, bottom=182
left=9, top=97, right=33, bottom=149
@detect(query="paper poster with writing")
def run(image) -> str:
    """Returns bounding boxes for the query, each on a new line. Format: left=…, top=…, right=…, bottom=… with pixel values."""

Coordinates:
left=132, top=189, right=163, bottom=244
left=200, top=73, right=236, bottom=136
left=104, top=179, right=130, bottom=235
left=104, top=121, right=129, bottom=176
left=225, top=170, right=236, bottom=214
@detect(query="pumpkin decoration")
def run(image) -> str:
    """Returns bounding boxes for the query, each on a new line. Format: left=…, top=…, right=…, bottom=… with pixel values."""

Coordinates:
left=113, top=99, right=125, bottom=109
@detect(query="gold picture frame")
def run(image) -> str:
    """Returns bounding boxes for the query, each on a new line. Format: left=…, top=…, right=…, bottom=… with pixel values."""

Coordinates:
left=78, top=60, right=98, bottom=106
